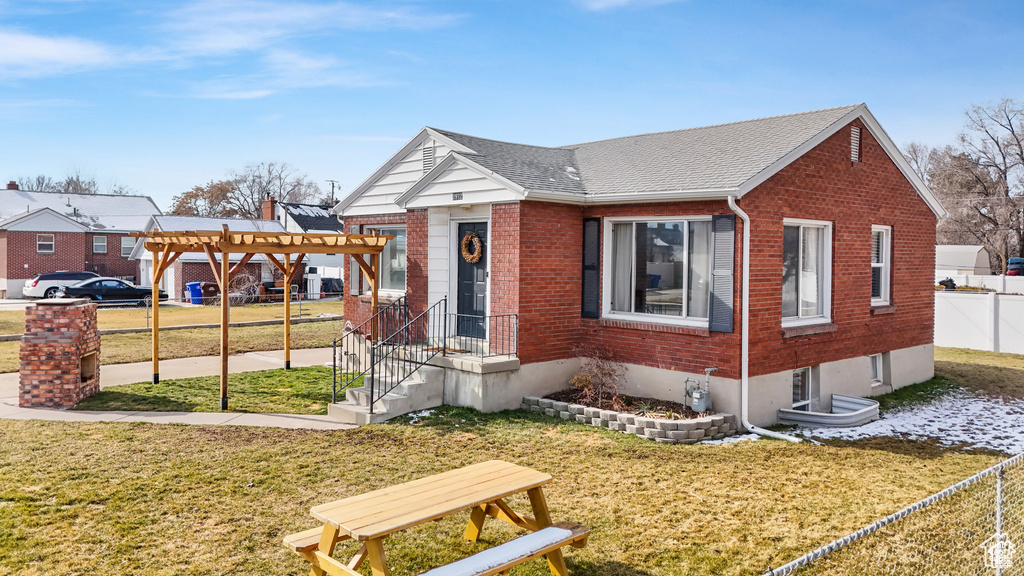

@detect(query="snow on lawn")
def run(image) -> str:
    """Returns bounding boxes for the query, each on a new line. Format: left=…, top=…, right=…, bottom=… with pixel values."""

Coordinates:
left=795, top=390, right=1024, bottom=453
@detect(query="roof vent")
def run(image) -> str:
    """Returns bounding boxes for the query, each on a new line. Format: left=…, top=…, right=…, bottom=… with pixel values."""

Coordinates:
left=851, top=126, right=861, bottom=162
left=422, top=143, right=435, bottom=173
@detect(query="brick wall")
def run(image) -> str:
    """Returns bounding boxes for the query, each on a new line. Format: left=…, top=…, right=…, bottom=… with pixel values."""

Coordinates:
left=19, top=300, right=100, bottom=407
left=741, top=118, right=937, bottom=377
left=342, top=213, right=408, bottom=327
left=86, top=233, right=139, bottom=280
left=5, top=231, right=87, bottom=278
left=3, top=231, right=139, bottom=281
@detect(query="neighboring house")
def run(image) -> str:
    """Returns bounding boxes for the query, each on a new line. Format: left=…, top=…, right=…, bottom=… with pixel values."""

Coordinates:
left=935, top=245, right=991, bottom=276
left=0, top=181, right=161, bottom=298
left=334, top=104, right=946, bottom=426
left=261, top=196, right=347, bottom=292
left=130, top=215, right=286, bottom=299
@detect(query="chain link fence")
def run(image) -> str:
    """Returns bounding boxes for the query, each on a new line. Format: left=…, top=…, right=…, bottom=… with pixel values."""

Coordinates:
left=766, top=452, right=1022, bottom=576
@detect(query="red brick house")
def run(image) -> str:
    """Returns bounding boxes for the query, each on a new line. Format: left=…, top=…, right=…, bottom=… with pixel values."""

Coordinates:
left=0, top=182, right=161, bottom=297
left=333, top=104, right=946, bottom=428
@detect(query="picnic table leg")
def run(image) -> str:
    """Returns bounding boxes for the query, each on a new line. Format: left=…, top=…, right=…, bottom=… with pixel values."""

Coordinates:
left=463, top=504, right=488, bottom=541
left=365, top=538, right=392, bottom=576
left=527, top=487, right=569, bottom=576
left=310, top=525, right=342, bottom=576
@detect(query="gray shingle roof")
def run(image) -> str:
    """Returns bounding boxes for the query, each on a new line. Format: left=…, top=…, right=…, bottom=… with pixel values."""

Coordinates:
left=279, top=202, right=344, bottom=233
left=433, top=104, right=861, bottom=196
left=0, top=189, right=161, bottom=231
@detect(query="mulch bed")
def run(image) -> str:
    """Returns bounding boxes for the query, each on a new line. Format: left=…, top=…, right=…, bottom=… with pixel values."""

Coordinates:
left=545, top=389, right=707, bottom=420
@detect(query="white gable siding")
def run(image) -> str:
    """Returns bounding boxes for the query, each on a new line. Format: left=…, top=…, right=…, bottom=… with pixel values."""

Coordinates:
left=344, top=140, right=454, bottom=216
left=7, top=211, right=86, bottom=232
left=404, top=163, right=521, bottom=209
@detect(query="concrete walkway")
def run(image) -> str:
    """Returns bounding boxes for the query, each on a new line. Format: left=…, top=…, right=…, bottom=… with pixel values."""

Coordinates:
left=0, top=348, right=355, bottom=430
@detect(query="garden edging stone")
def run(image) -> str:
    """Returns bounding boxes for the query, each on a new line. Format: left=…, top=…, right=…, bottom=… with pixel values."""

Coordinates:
left=521, top=396, right=738, bottom=445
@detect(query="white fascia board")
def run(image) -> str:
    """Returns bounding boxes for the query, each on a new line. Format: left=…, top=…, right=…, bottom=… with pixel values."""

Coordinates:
left=127, top=216, right=159, bottom=260
left=735, top=104, right=947, bottom=219
left=396, top=152, right=528, bottom=208
left=332, top=127, right=477, bottom=215
left=525, top=187, right=739, bottom=205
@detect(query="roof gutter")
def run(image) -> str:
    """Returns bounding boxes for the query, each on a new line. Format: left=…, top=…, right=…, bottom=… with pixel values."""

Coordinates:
left=727, top=195, right=802, bottom=443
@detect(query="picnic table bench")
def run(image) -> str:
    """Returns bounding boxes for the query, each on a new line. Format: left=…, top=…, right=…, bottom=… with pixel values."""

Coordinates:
left=284, top=460, right=588, bottom=576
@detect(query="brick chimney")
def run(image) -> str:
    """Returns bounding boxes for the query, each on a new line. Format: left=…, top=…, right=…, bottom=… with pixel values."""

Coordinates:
left=7, top=181, right=18, bottom=190
left=261, top=194, right=277, bottom=220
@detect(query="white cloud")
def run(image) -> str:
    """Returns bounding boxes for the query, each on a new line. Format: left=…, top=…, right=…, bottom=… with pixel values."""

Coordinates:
left=575, top=0, right=686, bottom=11
left=163, top=0, right=459, bottom=57
left=0, top=30, right=117, bottom=77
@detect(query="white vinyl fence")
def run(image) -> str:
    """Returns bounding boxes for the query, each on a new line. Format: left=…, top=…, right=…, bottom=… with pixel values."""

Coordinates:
left=935, top=290, right=1024, bottom=354
left=935, top=273, right=1024, bottom=294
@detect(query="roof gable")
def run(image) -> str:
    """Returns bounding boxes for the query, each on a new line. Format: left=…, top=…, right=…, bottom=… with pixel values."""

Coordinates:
left=0, top=207, right=89, bottom=232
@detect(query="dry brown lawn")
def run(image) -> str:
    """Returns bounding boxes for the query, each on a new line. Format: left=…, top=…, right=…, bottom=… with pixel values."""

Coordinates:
left=0, top=409, right=999, bottom=576
left=934, top=346, right=1024, bottom=399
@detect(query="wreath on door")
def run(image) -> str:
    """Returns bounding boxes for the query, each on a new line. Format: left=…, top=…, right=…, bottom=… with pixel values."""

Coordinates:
left=460, top=231, right=483, bottom=263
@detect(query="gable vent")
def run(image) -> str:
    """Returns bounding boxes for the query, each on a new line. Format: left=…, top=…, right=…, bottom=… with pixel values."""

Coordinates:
left=422, top=143, right=435, bottom=173
left=851, top=126, right=861, bottom=162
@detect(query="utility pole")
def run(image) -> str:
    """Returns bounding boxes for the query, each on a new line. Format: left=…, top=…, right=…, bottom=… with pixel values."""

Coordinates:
left=326, top=180, right=339, bottom=205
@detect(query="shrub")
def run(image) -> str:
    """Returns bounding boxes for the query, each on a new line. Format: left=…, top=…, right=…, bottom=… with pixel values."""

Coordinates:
left=570, top=344, right=625, bottom=410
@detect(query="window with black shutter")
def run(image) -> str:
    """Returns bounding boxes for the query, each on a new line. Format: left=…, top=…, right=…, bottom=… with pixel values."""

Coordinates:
left=581, top=218, right=600, bottom=318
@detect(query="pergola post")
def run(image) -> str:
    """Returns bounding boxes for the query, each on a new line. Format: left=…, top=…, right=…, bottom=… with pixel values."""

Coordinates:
left=220, top=236, right=230, bottom=410
left=151, top=248, right=160, bottom=385
left=284, top=253, right=292, bottom=370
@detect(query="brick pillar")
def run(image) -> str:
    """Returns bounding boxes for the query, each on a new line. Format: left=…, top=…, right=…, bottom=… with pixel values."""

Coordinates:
left=19, top=298, right=101, bottom=408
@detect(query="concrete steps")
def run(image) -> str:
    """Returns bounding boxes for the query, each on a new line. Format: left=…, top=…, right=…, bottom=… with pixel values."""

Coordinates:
left=328, top=364, right=444, bottom=425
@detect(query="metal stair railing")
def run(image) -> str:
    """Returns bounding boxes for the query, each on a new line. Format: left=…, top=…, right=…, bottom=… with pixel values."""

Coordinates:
left=332, top=296, right=408, bottom=403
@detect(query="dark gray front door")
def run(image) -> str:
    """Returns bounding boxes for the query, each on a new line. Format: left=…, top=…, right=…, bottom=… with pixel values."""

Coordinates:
left=456, top=222, right=487, bottom=338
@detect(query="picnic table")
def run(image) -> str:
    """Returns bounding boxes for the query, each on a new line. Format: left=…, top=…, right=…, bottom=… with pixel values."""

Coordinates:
left=284, top=460, right=588, bottom=576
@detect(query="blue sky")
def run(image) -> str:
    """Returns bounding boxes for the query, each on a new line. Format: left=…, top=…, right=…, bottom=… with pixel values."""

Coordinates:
left=1, top=0, right=1022, bottom=210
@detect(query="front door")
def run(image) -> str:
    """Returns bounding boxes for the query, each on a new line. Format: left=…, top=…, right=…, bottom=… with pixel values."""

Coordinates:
left=456, top=222, right=487, bottom=338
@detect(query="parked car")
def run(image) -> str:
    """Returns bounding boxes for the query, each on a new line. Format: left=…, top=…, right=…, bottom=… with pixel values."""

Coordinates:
left=1008, top=257, right=1024, bottom=276
left=22, top=271, right=100, bottom=299
left=56, top=277, right=168, bottom=305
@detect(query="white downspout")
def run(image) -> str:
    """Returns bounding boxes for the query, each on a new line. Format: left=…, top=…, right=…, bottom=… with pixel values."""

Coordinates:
left=727, top=195, right=802, bottom=443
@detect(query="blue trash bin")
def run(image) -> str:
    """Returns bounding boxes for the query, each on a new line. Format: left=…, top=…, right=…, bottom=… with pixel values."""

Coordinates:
left=185, top=282, right=203, bottom=304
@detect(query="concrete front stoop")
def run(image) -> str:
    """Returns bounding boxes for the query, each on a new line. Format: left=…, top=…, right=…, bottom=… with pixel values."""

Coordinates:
left=328, top=364, right=444, bottom=425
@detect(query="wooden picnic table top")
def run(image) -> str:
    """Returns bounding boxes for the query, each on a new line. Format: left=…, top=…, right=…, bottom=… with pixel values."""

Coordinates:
left=310, top=460, right=552, bottom=541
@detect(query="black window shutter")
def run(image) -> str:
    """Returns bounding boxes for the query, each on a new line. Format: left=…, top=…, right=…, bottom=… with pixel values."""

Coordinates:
left=348, top=224, right=361, bottom=296
left=708, top=214, right=735, bottom=333
left=581, top=218, right=601, bottom=318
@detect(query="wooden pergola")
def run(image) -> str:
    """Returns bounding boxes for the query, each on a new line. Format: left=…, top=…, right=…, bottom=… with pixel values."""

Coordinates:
left=130, top=225, right=391, bottom=410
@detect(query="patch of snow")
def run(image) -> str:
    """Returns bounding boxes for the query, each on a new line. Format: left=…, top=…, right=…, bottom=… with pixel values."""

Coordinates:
left=701, top=433, right=759, bottom=445
left=796, top=390, right=1024, bottom=453
left=563, top=166, right=580, bottom=181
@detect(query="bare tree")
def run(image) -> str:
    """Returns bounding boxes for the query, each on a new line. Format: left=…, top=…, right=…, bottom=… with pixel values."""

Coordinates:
left=227, top=162, right=321, bottom=218
left=16, top=171, right=134, bottom=195
left=904, top=99, right=1024, bottom=273
left=171, top=163, right=322, bottom=218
